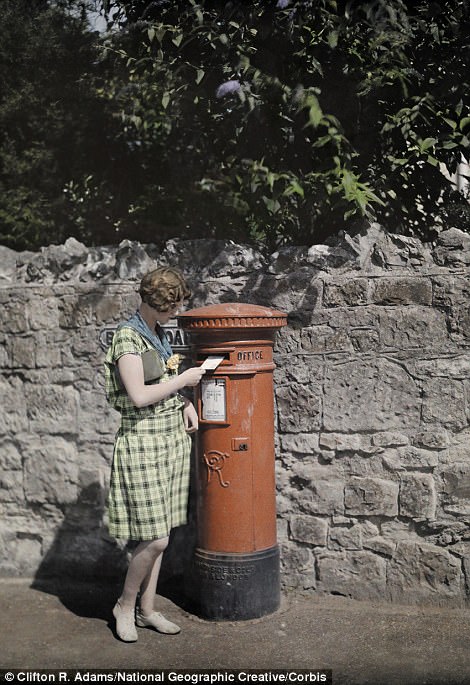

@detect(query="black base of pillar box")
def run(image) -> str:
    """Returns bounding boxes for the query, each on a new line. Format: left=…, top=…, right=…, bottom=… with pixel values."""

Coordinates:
left=193, top=545, right=280, bottom=620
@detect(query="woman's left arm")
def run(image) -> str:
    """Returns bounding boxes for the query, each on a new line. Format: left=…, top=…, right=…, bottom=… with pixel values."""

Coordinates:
left=182, top=397, right=199, bottom=433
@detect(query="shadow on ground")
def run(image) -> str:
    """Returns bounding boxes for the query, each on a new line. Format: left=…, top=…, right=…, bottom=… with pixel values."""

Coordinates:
left=30, top=481, right=200, bottom=623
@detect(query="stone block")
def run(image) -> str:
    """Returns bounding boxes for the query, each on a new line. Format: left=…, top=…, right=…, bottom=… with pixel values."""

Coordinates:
left=306, top=242, right=355, bottom=271
left=371, top=432, right=409, bottom=448
left=256, top=271, right=320, bottom=325
left=432, top=228, right=470, bottom=267
left=328, top=524, right=363, bottom=551
left=35, top=333, right=62, bottom=368
left=397, top=447, right=440, bottom=470
left=372, top=232, right=431, bottom=269
left=399, top=473, right=436, bottom=519
left=381, top=450, right=404, bottom=472
left=280, top=433, right=320, bottom=456
left=381, top=519, right=414, bottom=541
left=77, top=468, right=106, bottom=508
left=69, top=329, right=102, bottom=365
left=95, top=294, right=124, bottom=323
left=0, top=336, right=10, bottom=368
left=371, top=277, right=432, bottom=306
left=387, top=541, right=463, bottom=603
left=275, top=328, right=301, bottom=354
left=317, top=551, right=387, bottom=599
left=12, top=336, right=36, bottom=368
left=344, top=477, right=399, bottom=516
left=412, top=429, right=449, bottom=450
left=291, top=464, right=345, bottom=515
left=440, top=462, right=470, bottom=505
left=28, top=297, right=59, bottom=330
left=14, top=535, right=43, bottom=575
left=0, top=300, right=28, bottom=333
left=280, top=541, right=317, bottom=589
left=23, top=437, right=79, bottom=504
left=316, top=305, right=380, bottom=330
left=339, top=453, right=385, bottom=478
left=289, top=515, right=328, bottom=546
left=0, top=470, right=24, bottom=503
left=281, top=354, right=324, bottom=384
left=319, top=433, right=379, bottom=454
left=24, top=384, right=79, bottom=434
left=379, top=308, right=449, bottom=351
left=78, top=389, right=115, bottom=440
left=298, top=326, right=352, bottom=354
left=363, top=536, right=396, bottom=557
left=406, top=356, right=470, bottom=380
left=59, top=294, right=94, bottom=328
left=442, top=440, right=470, bottom=464
left=276, top=383, right=321, bottom=433
left=349, top=327, right=380, bottom=353
left=276, top=517, right=289, bottom=542
left=323, top=279, right=369, bottom=307
left=0, top=377, right=28, bottom=434
left=0, top=441, right=22, bottom=469
left=323, top=359, right=421, bottom=432
left=421, top=378, right=467, bottom=430
left=432, top=275, right=470, bottom=309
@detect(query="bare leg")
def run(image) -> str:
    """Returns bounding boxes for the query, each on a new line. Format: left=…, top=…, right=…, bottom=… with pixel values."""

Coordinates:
left=113, top=537, right=168, bottom=642
left=139, top=536, right=169, bottom=616
left=133, top=536, right=181, bottom=635
left=119, top=537, right=168, bottom=610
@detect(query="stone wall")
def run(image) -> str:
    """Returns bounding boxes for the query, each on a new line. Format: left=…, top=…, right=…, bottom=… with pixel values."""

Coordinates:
left=2, top=223, right=470, bottom=606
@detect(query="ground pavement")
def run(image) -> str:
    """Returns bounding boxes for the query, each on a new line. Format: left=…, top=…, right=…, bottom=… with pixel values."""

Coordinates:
left=1, top=579, right=470, bottom=685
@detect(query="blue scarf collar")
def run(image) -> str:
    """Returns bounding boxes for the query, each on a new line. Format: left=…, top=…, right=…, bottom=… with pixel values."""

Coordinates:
left=118, top=311, right=173, bottom=361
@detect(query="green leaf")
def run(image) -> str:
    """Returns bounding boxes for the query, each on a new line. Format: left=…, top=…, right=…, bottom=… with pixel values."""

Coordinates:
left=155, top=28, right=166, bottom=43
left=305, top=94, right=323, bottom=128
left=196, top=69, right=205, bottom=84
left=147, top=28, right=155, bottom=42
left=327, top=31, right=339, bottom=48
left=426, top=155, right=439, bottom=167
left=419, top=137, right=437, bottom=152
left=262, top=196, right=281, bottom=214
left=284, top=181, right=304, bottom=198
left=443, top=118, right=457, bottom=130
left=460, top=117, right=470, bottom=131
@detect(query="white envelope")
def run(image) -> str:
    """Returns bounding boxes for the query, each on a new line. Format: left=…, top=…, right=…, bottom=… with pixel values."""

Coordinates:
left=201, top=355, right=225, bottom=370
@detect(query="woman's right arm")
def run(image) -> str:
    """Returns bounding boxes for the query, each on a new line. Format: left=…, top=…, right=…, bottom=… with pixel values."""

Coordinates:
left=117, top=353, right=206, bottom=408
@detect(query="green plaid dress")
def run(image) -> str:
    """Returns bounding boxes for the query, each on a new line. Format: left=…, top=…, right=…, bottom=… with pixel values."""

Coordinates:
left=105, top=326, right=192, bottom=541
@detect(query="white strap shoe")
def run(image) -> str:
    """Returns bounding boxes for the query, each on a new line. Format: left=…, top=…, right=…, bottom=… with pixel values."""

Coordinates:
left=113, top=600, right=138, bottom=642
left=135, top=610, right=181, bottom=634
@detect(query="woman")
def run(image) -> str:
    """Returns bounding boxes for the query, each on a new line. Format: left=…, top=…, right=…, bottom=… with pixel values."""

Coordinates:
left=104, top=266, right=205, bottom=642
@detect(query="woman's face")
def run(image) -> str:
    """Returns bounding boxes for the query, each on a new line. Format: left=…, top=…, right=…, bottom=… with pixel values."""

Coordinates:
left=154, top=300, right=184, bottom=324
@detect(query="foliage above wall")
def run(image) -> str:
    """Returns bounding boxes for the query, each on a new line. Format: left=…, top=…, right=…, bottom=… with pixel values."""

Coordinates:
left=1, top=0, right=469, bottom=250
left=0, top=0, right=126, bottom=250
left=92, top=0, right=470, bottom=247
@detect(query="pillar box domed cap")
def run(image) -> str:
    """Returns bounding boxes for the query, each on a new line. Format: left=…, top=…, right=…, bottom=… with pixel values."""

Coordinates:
left=178, top=302, right=287, bottom=331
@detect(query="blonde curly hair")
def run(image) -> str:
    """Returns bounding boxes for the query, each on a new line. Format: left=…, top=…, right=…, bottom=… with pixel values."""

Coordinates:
left=138, top=267, right=191, bottom=312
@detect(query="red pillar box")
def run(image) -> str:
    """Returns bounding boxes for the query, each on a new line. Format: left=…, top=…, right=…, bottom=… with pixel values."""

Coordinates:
left=178, top=303, right=287, bottom=620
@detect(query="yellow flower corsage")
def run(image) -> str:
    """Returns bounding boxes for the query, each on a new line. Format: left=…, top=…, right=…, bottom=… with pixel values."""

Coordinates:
left=166, top=354, right=184, bottom=372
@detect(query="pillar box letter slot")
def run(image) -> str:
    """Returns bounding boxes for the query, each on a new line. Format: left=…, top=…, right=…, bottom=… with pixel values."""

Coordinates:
left=178, top=303, right=287, bottom=620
